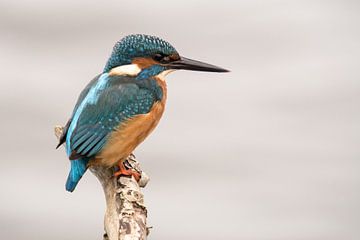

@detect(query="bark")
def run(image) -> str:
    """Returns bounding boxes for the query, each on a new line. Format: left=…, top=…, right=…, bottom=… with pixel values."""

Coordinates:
left=54, top=125, right=150, bottom=240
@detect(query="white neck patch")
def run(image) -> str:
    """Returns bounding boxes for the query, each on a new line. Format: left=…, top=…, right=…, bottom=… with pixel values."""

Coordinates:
left=109, top=64, right=175, bottom=81
left=109, top=64, right=141, bottom=76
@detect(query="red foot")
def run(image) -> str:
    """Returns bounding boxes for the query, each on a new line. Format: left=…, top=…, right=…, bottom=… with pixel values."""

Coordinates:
left=114, top=160, right=141, bottom=182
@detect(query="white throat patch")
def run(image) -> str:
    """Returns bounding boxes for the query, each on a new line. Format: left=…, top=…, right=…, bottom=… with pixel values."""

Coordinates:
left=109, top=64, right=141, bottom=76
left=156, top=70, right=175, bottom=81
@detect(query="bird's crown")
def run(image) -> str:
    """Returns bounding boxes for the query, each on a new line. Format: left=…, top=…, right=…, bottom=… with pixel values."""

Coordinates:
left=104, top=34, right=178, bottom=72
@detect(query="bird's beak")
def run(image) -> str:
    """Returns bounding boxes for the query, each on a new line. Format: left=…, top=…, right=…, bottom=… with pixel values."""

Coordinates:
left=167, top=56, right=229, bottom=73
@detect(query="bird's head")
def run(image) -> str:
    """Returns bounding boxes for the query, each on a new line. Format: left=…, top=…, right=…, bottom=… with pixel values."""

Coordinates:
left=103, top=34, right=228, bottom=79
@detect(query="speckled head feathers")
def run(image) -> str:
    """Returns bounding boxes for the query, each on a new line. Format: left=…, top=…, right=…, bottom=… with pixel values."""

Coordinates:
left=104, top=34, right=177, bottom=72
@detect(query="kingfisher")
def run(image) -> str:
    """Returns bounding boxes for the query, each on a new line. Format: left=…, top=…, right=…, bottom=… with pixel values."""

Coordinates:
left=57, top=34, right=228, bottom=192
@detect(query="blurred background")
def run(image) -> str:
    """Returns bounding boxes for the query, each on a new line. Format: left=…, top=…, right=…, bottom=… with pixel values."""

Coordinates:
left=1, top=0, right=359, bottom=239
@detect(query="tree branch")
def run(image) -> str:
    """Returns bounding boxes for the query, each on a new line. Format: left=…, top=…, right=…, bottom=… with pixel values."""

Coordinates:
left=54, top=125, right=150, bottom=240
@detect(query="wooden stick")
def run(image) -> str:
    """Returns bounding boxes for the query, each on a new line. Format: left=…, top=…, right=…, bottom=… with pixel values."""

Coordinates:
left=55, top=125, right=150, bottom=240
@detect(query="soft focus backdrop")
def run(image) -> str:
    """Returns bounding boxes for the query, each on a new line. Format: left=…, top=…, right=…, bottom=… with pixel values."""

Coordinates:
left=1, top=0, right=359, bottom=239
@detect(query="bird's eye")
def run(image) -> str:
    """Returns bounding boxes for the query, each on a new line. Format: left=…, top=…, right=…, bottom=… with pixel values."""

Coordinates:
left=153, top=53, right=172, bottom=63
left=153, top=53, right=164, bottom=62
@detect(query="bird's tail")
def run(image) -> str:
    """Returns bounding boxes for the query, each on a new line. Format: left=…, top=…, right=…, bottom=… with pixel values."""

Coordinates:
left=66, top=158, right=89, bottom=192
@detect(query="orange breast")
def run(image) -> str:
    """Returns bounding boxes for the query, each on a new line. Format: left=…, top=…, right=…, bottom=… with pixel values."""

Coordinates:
left=92, top=77, right=167, bottom=167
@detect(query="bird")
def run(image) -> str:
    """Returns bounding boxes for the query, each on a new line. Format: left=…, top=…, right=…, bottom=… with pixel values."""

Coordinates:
left=57, top=34, right=229, bottom=192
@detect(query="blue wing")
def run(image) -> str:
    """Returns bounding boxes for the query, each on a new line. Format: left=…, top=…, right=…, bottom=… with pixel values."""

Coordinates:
left=56, top=75, right=100, bottom=149
left=66, top=73, right=157, bottom=160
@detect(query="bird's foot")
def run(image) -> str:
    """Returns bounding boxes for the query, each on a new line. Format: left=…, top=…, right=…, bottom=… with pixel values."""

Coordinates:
left=114, top=159, right=141, bottom=182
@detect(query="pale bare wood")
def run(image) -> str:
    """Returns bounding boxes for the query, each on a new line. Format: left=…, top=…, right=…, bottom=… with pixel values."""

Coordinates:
left=54, top=125, right=150, bottom=240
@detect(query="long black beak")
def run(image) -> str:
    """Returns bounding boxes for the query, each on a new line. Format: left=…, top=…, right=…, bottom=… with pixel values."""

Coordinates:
left=167, top=56, right=229, bottom=73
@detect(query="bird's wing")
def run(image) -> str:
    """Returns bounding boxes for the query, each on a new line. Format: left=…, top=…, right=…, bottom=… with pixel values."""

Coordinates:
left=56, top=75, right=101, bottom=149
left=66, top=75, right=157, bottom=160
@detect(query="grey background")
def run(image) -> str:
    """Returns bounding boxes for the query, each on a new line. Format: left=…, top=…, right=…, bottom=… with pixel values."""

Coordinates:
left=1, top=0, right=359, bottom=239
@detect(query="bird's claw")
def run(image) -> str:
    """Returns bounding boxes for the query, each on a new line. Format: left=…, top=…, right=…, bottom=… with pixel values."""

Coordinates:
left=113, top=160, right=141, bottom=182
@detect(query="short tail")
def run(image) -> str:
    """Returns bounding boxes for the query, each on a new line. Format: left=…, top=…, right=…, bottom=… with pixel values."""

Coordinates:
left=66, top=158, right=89, bottom=192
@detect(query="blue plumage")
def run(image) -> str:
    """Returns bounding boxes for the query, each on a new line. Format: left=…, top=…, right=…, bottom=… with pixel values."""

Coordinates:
left=66, top=158, right=89, bottom=192
left=104, top=34, right=177, bottom=72
left=63, top=73, right=163, bottom=191
left=136, top=65, right=166, bottom=80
